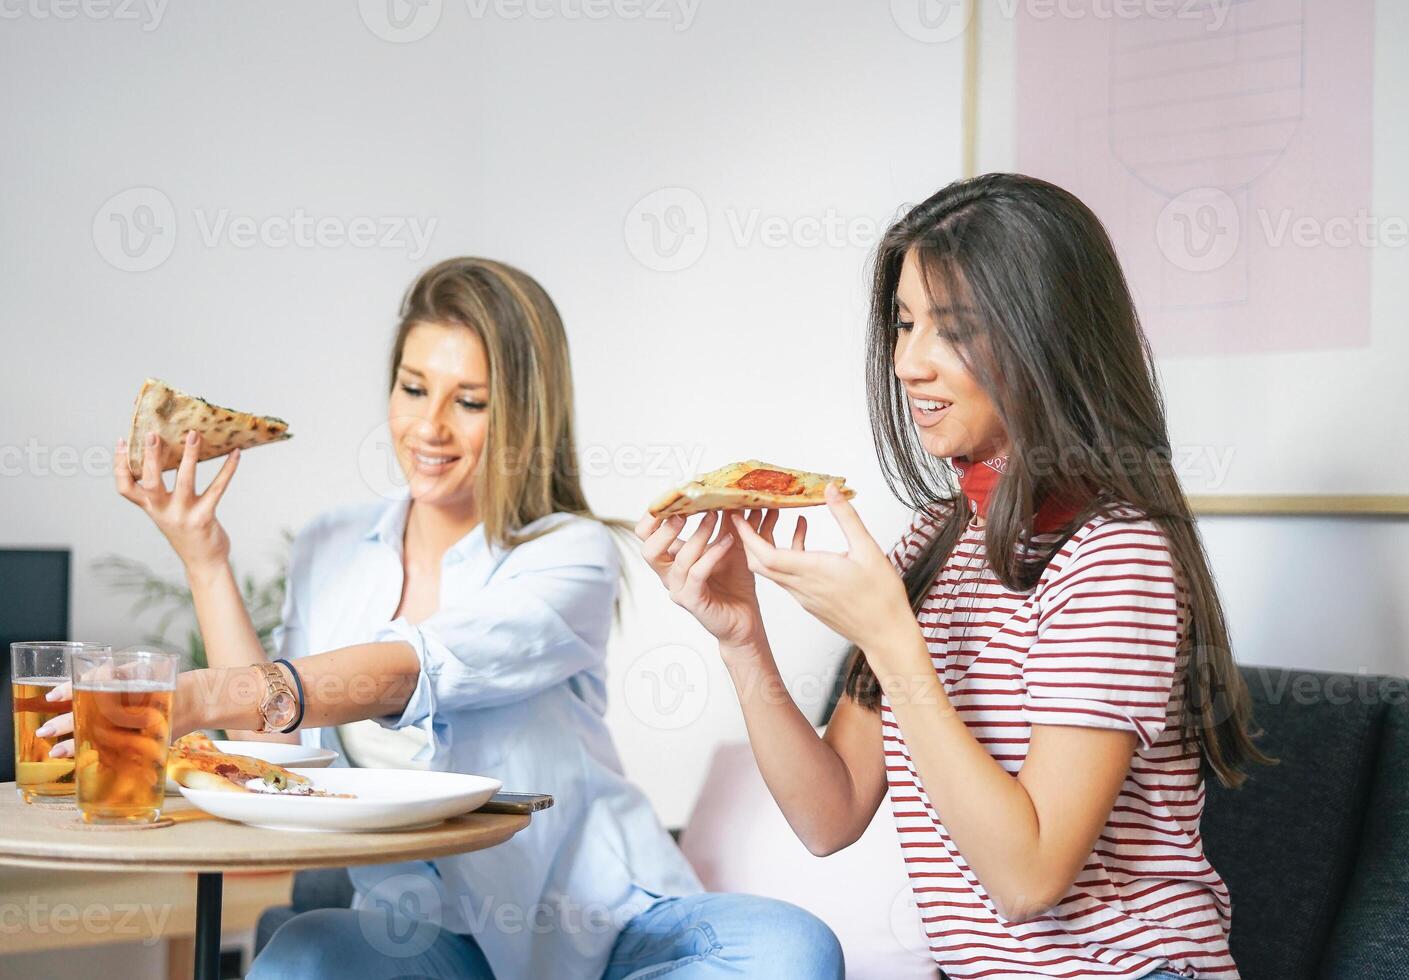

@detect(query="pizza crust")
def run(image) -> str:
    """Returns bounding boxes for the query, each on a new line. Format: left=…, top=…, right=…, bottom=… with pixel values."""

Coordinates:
left=126, top=378, right=291, bottom=476
left=648, top=460, right=855, bottom=518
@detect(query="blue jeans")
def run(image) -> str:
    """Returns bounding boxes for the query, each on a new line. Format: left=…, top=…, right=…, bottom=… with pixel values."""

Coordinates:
left=248, top=891, right=845, bottom=980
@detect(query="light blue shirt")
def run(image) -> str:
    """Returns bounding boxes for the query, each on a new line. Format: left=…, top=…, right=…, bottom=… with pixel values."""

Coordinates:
left=273, top=491, right=702, bottom=979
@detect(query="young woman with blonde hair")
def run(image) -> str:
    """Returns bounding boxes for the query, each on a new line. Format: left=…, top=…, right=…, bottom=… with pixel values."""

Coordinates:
left=44, top=258, right=844, bottom=979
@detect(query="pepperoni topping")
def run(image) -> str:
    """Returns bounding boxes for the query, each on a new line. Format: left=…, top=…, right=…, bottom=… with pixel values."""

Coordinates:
left=730, top=468, right=803, bottom=495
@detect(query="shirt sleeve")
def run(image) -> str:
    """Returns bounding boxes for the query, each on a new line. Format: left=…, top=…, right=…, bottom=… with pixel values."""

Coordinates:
left=1023, top=519, right=1183, bottom=751
left=270, top=523, right=316, bottom=663
left=378, top=519, right=620, bottom=733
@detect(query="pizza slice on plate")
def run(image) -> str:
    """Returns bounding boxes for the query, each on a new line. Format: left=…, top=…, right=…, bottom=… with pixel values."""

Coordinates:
left=648, top=460, right=856, bottom=518
left=127, top=378, right=292, bottom=476
left=166, top=733, right=313, bottom=795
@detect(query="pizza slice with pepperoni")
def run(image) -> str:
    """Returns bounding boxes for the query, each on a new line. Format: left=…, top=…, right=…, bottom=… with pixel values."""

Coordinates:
left=648, top=460, right=855, bottom=518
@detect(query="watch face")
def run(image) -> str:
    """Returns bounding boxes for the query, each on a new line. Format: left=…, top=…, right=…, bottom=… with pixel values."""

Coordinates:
left=267, top=691, right=297, bottom=727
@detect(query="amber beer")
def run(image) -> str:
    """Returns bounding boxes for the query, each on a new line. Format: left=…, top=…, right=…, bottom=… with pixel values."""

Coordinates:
left=71, top=648, right=177, bottom=824
left=11, top=642, right=97, bottom=802
left=13, top=678, right=76, bottom=800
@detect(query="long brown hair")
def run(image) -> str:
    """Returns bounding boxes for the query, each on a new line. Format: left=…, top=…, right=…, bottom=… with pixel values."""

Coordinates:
left=390, top=257, right=601, bottom=549
left=842, top=174, right=1268, bottom=788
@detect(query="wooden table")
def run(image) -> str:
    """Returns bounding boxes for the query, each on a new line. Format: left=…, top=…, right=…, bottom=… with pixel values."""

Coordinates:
left=0, top=785, right=532, bottom=980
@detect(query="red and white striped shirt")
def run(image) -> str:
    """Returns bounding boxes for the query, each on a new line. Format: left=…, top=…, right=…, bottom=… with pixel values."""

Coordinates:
left=883, top=507, right=1238, bottom=980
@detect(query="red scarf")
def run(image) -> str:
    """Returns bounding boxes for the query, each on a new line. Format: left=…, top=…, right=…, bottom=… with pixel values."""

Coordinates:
left=952, top=455, right=1086, bottom=533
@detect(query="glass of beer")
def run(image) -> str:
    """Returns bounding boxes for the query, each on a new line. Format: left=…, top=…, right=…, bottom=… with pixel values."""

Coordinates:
left=12, top=642, right=104, bottom=802
left=71, top=647, right=178, bottom=824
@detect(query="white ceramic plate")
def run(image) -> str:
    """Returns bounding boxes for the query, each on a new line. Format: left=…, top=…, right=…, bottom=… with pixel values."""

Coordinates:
left=177, top=768, right=503, bottom=832
left=164, top=740, right=338, bottom=795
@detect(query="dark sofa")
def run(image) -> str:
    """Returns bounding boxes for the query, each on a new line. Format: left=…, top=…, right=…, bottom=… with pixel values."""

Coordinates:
left=1202, top=666, right=1409, bottom=979
left=256, top=667, right=1409, bottom=978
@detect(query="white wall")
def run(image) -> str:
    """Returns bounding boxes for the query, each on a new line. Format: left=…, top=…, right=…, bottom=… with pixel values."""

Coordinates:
left=0, top=1, right=963, bottom=828
left=3, top=1, right=1403, bottom=845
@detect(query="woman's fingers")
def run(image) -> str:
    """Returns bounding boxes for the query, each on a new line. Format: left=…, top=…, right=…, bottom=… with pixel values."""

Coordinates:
left=640, top=515, right=685, bottom=573
left=48, top=738, right=74, bottom=759
left=173, top=431, right=200, bottom=498
left=138, top=431, right=169, bottom=502
left=634, top=512, right=664, bottom=541
left=790, top=514, right=808, bottom=551
left=824, top=482, right=879, bottom=556
left=113, top=437, right=141, bottom=503
left=685, top=529, right=736, bottom=587
left=197, top=446, right=241, bottom=515
left=731, top=512, right=788, bottom=579
left=667, top=511, right=719, bottom=589
left=759, top=508, right=780, bottom=542
left=35, top=709, right=73, bottom=741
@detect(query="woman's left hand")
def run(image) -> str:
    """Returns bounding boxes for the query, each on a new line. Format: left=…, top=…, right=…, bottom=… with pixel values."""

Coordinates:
left=731, top=484, right=916, bottom=662
left=41, top=672, right=201, bottom=759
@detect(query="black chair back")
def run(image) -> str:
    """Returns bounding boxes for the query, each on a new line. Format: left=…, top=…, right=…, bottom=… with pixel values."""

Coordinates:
left=0, top=548, right=71, bottom=782
left=1202, top=667, right=1409, bottom=980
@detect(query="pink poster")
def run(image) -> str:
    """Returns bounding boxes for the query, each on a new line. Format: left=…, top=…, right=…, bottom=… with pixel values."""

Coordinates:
left=1015, top=0, right=1374, bottom=355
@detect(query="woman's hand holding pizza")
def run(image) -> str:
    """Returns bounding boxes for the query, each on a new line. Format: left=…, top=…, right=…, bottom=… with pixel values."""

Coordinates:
left=115, top=430, right=241, bottom=574
left=636, top=509, right=790, bottom=656
left=730, top=484, right=921, bottom=673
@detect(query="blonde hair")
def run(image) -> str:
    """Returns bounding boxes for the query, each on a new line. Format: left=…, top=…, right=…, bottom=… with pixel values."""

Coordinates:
left=390, top=257, right=597, bottom=548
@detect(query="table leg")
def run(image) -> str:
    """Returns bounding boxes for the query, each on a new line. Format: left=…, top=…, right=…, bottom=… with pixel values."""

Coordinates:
left=194, top=872, right=223, bottom=980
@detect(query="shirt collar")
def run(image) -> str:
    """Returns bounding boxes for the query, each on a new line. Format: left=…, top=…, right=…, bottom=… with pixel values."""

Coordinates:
left=362, top=488, right=492, bottom=565
left=364, top=488, right=412, bottom=555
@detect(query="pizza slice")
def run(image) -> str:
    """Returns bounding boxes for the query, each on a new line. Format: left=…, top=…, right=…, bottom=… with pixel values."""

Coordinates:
left=127, top=378, right=292, bottom=476
left=648, top=460, right=856, bottom=518
left=166, top=733, right=312, bottom=794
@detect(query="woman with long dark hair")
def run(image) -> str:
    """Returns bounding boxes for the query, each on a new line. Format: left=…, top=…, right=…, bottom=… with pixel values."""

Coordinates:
left=639, top=174, right=1264, bottom=979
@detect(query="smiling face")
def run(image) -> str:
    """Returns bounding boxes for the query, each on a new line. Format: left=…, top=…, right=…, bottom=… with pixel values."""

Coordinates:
left=893, top=248, right=1008, bottom=461
left=388, top=321, right=490, bottom=510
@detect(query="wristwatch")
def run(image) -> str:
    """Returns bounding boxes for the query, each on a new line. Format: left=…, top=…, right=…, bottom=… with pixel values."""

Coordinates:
left=254, top=661, right=299, bottom=734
